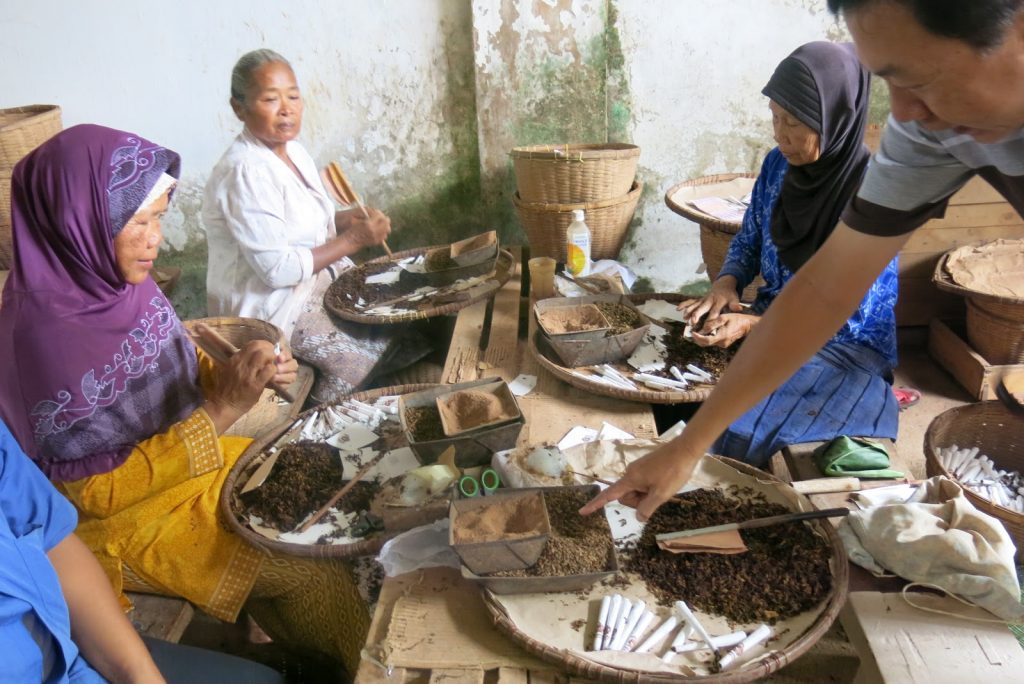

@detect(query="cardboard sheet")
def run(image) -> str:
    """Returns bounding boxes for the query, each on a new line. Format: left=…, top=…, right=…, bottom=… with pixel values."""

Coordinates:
left=945, top=238, right=1024, bottom=298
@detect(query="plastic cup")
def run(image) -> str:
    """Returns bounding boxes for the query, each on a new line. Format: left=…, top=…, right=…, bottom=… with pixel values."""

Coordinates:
left=528, top=257, right=556, bottom=299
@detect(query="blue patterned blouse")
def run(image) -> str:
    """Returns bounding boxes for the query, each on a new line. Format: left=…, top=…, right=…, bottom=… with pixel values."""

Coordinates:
left=717, top=148, right=899, bottom=367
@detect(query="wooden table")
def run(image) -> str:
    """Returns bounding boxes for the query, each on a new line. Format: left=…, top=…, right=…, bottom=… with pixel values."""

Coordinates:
left=355, top=250, right=657, bottom=682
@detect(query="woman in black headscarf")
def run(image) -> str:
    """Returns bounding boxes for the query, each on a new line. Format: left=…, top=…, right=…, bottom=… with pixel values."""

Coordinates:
left=677, top=41, right=900, bottom=467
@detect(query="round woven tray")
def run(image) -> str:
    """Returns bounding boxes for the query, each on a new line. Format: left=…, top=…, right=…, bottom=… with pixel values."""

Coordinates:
left=923, top=401, right=1024, bottom=550
left=324, top=246, right=515, bottom=324
left=480, top=456, right=850, bottom=683
left=665, top=174, right=763, bottom=302
left=932, top=250, right=1024, bottom=316
left=219, top=384, right=437, bottom=559
left=529, top=293, right=714, bottom=405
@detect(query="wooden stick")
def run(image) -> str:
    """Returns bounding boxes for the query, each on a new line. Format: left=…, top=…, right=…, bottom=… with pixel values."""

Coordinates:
left=191, top=322, right=295, bottom=403
left=654, top=507, right=850, bottom=542
left=328, top=161, right=393, bottom=258
left=297, top=457, right=380, bottom=533
left=567, top=469, right=693, bottom=507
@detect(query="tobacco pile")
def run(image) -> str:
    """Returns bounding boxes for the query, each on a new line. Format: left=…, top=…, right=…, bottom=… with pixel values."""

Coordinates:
left=595, top=302, right=646, bottom=335
left=324, top=261, right=407, bottom=310
left=490, top=488, right=614, bottom=577
left=438, top=389, right=516, bottom=433
left=625, top=487, right=833, bottom=623
left=659, top=323, right=736, bottom=378
left=423, top=248, right=457, bottom=271
left=405, top=405, right=446, bottom=441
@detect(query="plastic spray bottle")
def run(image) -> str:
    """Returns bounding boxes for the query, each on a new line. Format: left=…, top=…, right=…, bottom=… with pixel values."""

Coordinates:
left=565, top=209, right=591, bottom=276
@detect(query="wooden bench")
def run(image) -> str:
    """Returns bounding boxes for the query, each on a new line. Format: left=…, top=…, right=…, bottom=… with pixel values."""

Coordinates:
left=127, top=592, right=194, bottom=643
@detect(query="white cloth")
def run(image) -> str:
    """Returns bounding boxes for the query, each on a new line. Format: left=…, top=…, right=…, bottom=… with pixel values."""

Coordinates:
left=202, top=129, right=350, bottom=336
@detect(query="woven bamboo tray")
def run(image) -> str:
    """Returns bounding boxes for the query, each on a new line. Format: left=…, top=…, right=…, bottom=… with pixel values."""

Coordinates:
left=1, top=105, right=63, bottom=269
left=924, top=401, right=1024, bottom=550
left=324, top=246, right=515, bottom=324
left=479, top=456, right=850, bottom=682
left=513, top=181, right=642, bottom=262
left=220, top=384, right=437, bottom=559
left=665, top=174, right=763, bottom=303
left=511, top=143, right=639, bottom=204
left=529, top=293, right=715, bottom=404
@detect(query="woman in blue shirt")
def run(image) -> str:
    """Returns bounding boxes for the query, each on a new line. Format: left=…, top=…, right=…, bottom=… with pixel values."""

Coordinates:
left=680, top=41, right=899, bottom=467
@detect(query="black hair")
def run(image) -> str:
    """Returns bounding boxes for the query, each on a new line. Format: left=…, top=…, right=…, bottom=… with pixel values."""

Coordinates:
left=827, top=0, right=1024, bottom=50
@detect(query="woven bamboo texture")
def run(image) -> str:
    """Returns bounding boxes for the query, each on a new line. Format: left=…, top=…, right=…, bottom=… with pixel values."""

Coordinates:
left=0, top=105, right=62, bottom=269
left=529, top=293, right=713, bottom=405
left=511, top=143, right=639, bottom=204
left=480, top=456, right=850, bottom=683
left=665, top=174, right=763, bottom=302
left=924, top=401, right=1024, bottom=550
left=324, top=246, right=515, bottom=324
left=513, top=181, right=642, bottom=262
left=220, top=384, right=437, bottom=559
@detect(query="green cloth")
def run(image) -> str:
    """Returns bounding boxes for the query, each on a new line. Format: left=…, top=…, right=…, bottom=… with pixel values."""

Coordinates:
left=813, top=436, right=905, bottom=479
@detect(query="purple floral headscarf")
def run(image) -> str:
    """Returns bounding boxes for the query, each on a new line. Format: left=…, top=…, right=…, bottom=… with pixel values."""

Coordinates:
left=0, top=124, right=203, bottom=481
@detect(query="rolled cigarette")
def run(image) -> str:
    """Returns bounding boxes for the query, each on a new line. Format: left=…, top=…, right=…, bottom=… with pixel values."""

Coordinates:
left=686, top=364, right=713, bottom=381
left=674, top=601, right=718, bottom=655
left=661, top=622, right=694, bottom=662
left=608, top=598, right=635, bottom=651
left=669, top=366, right=688, bottom=383
left=680, top=372, right=709, bottom=383
left=634, top=615, right=678, bottom=654
left=611, top=600, right=646, bottom=651
left=625, top=610, right=655, bottom=651
left=602, top=595, right=624, bottom=650
left=674, top=630, right=747, bottom=653
left=592, top=595, right=612, bottom=651
left=719, top=623, right=772, bottom=670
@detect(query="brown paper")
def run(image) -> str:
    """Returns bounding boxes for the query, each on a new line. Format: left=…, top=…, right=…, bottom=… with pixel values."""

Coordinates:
left=656, top=529, right=747, bottom=554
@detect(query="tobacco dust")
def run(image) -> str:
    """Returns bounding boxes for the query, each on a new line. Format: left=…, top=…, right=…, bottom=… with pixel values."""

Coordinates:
left=595, top=302, right=646, bottom=335
left=452, top=494, right=547, bottom=543
left=658, top=322, right=736, bottom=378
left=405, top=405, right=446, bottom=442
left=438, top=389, right=515, bottom=433
left=625, top=487, right=833, bottom=624
left=490, top=488, right=615, bottom=577
left=325, top=261, right=407, bottom=310
left=539, top=305, right=609, bottom=334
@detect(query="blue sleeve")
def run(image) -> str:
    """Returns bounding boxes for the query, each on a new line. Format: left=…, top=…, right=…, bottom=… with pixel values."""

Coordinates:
left=0, top=421, right=77, bottom=552
left=717, top=150, right=786, bottom=290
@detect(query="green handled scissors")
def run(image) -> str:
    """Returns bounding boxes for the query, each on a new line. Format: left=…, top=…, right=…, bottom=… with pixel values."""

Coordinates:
left=458, top=467, right=501, bottom=497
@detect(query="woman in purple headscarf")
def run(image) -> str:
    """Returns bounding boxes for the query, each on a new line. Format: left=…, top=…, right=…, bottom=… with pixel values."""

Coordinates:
left=0, top=124, right=369, bottom=673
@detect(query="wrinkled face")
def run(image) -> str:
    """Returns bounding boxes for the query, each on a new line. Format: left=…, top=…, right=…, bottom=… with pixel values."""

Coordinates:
left=847, top=3, right=1024, bottom=143
left=232, top=61, right=303, bottom=150
left=114, top=190, right=169, bottom=285
left=770, top=100, right=821, bottom=166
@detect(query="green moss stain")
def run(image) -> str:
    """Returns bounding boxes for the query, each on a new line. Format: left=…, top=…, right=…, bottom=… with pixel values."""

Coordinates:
left=156, top=239, right=209, bottom=321
left=677, top=278, right=712, bottom=297
left=603, top=0, right=633, bottom=141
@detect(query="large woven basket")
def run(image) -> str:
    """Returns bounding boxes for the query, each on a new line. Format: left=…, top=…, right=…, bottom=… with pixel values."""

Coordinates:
left=924, top=401, right=1024, bottom=551
left=665, top=173, right=764, bottom=302
left=511, top=143, right=639, bottom=204
left=1, top=105, right=62, bottom=269
left=513, top=181, right=642, bottom=262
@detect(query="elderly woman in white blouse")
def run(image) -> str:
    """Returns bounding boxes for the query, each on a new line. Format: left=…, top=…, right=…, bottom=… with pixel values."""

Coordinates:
left=204, top=49, right=420, bottom=402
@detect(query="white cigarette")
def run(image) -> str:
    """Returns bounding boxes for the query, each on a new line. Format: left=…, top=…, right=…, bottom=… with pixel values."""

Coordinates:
left=674, top=601, right=717, bottom=654
left=719, top=623, right=772, bottom=670
left=674, top=630, right=747, bottom=652
left=669, top=366, right=688, bottom=384
left=608, top=598, right=635, bottom=651
left=661, top=622, right=694, bottom=662
left=625, top=610, right=655, bottom=651
left=611, top=600, right=646, bottom=651
left=592, top=595, right=611, bottom=651
left=602, top=595, right=624, bottom=650
left=634, top=373, right=690, bottom=390
left=635, top=615, right=678, bottom=654
left=686, top=364, right=714, bottom=381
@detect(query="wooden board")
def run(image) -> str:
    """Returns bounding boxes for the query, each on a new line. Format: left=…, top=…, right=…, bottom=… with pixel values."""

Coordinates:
left=127, top=593, right=194, bottom=643
left=927, top=318, right=1024, bottom=400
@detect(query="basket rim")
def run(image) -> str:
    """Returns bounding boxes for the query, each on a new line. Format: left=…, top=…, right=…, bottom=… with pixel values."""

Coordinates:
left=219, top=383, right=440, bottom=559
left=512, top=180, right=643, bottom=212
left=510, top=142, right=640, bottom=160
left=664, top=173, right=757, bottom=232
left=0, top=104, right=61, bottom=132
left=479, top=455, right=850, bottom=683
left=933, top=249, right=1024, bottom=307
left=923, top=401, right=1024, bottom=523
left=529, top=293, right=714, bottom=405
left=324, top=246, right=516, bottom=325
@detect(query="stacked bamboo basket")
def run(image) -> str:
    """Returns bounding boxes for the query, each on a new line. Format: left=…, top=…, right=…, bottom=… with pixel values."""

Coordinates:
left=511, top=143, right=641, bottom=262
left=1, top=105, right=63, bottom=269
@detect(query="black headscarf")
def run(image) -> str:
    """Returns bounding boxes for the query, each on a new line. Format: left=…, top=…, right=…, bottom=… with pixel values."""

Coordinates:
left=762, top=41, right=871, bottom=272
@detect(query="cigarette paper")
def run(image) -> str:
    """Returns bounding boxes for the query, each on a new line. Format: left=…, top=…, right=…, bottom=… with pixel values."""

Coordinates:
left=634, top=615, right=678, bottom=654
left=611, top=600, right=646, bottom=650
left=592, top=595, right=612, bottom=651
left=674, top=630, right=747, bottom=653
left=602, top=595, right=624, bottom=650
left=625, top=610, right=655, bottom=651
left=719, top=623, right=772, bottom=670
left=674, top=601, right=717, bottom=654
left=608, top=598, right=635, bottom=651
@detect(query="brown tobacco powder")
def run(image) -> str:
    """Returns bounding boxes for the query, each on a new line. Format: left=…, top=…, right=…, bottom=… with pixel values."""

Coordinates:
left=453, top=495, right=546, bottom=543
left=439, top=390, right=512, bottom=432
left=540, top=306, right=609, bottom=334
left=490, top=488, right=614, bottom=577
left=625, top=487, right=833, bottom=624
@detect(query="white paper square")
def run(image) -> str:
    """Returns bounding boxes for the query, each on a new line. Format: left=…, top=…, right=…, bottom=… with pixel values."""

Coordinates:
left=508, top=373, right=537, bottom=396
